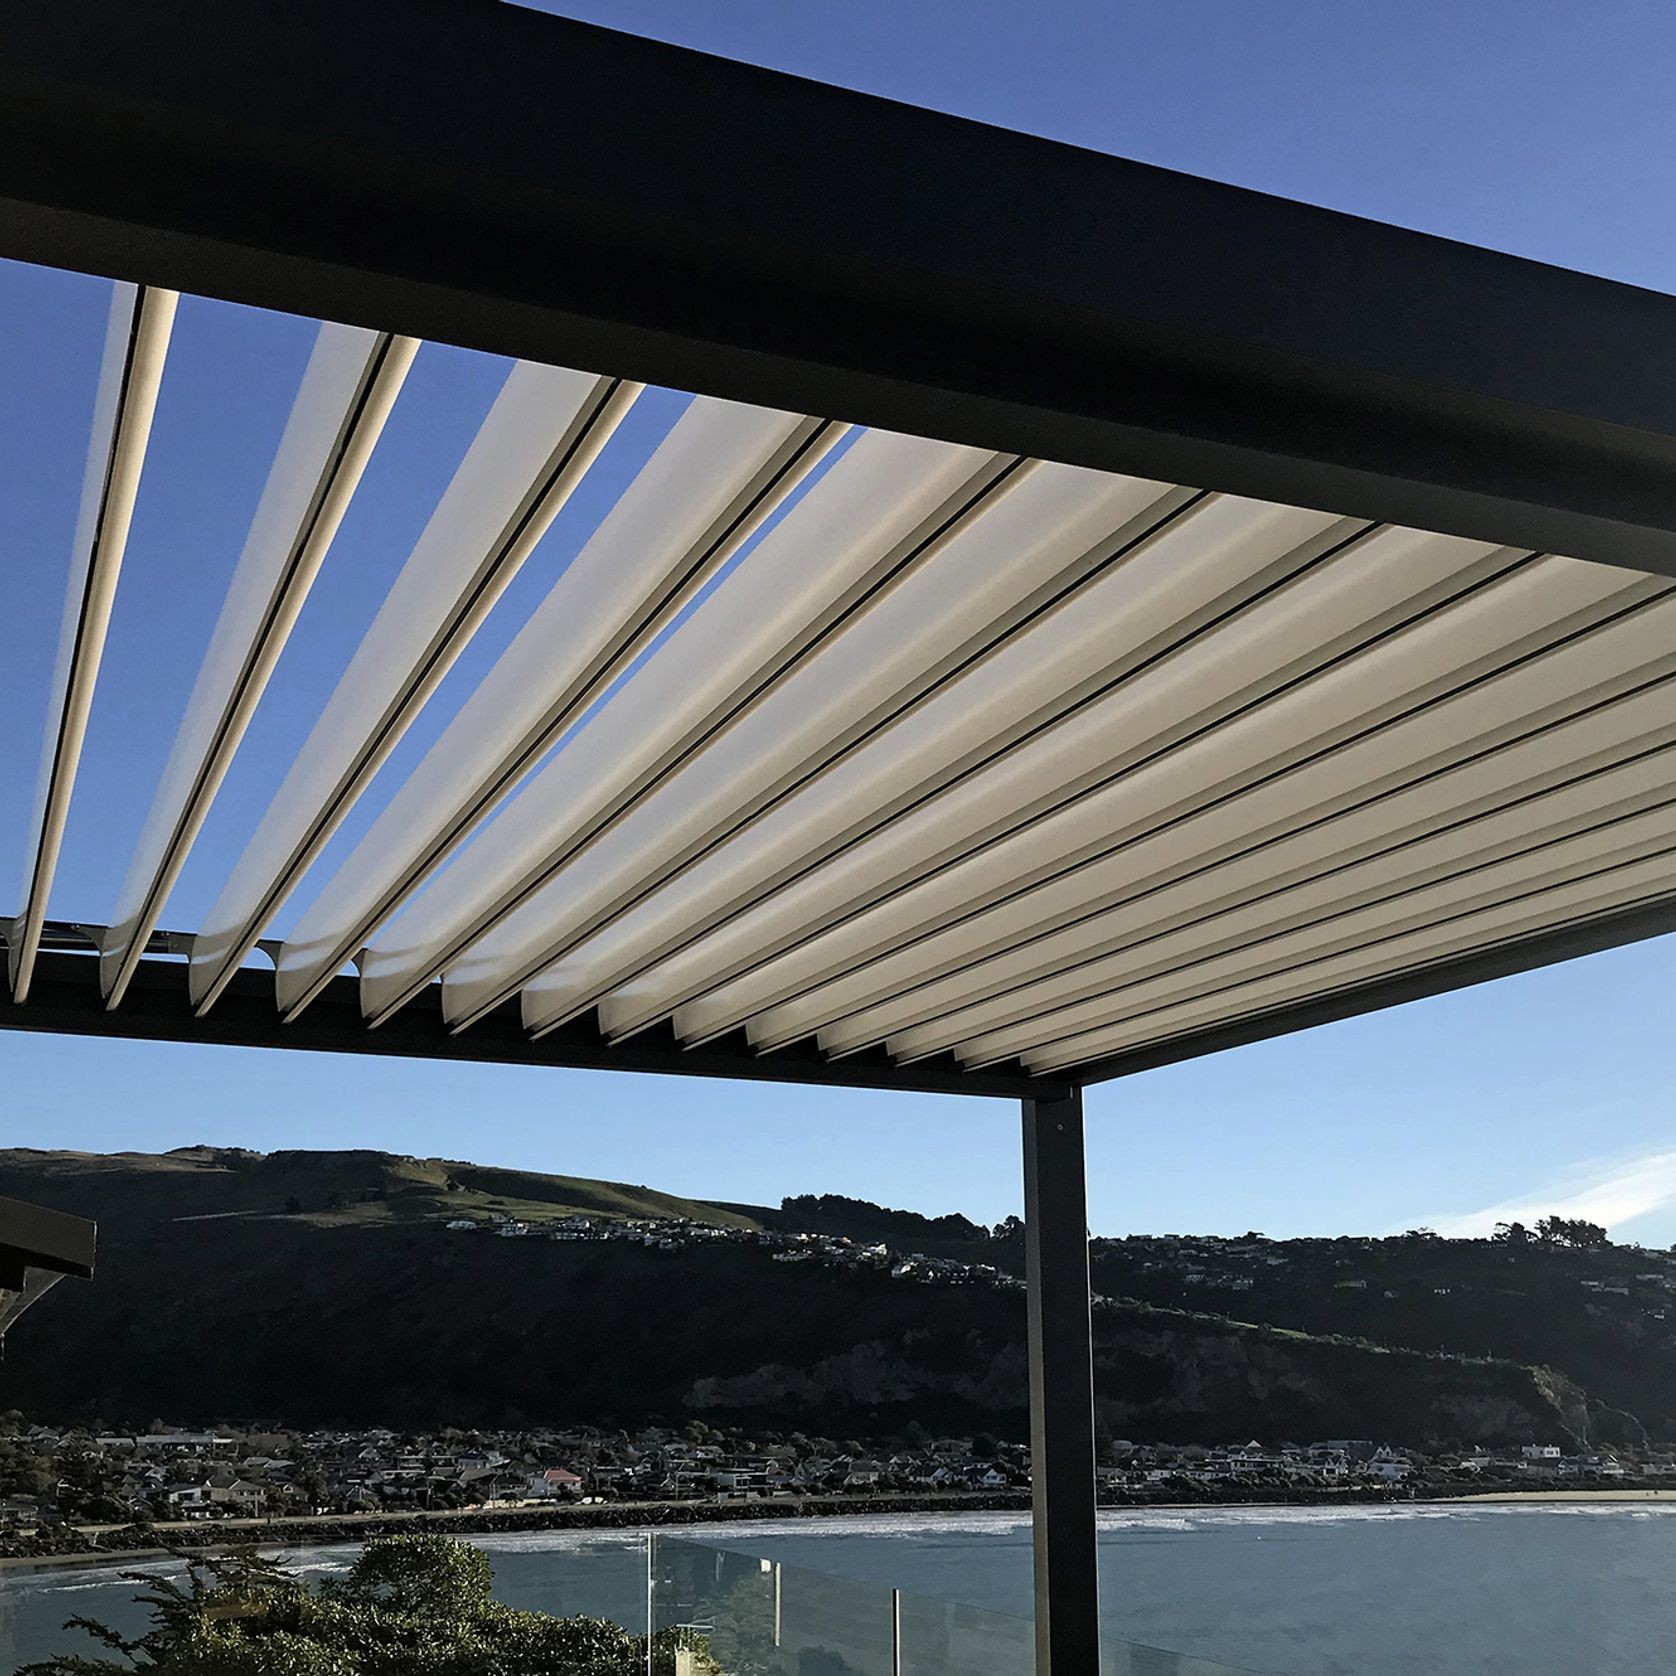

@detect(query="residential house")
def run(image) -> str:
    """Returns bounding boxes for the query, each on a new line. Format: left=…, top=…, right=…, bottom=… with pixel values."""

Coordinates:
left=1365, top=1452, right=1412, bottom=1482
left=526, top=1468, right=583, bottom=1499
left=209, top=1480, right=267, bottom=1515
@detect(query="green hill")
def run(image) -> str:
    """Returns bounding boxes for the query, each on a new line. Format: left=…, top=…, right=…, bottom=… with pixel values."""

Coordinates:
left=0, top=1146, right=760, bottom=1233
left=0, top=1150, right=1634, bottom=1449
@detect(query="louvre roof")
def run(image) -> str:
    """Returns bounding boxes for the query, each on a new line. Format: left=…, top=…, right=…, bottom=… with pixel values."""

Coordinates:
left=2, top=0, right=1675, bottom=1098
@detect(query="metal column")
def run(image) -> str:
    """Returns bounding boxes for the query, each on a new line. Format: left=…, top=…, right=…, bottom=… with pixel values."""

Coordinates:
left=1023, top=1088, right=1100, bottom=1676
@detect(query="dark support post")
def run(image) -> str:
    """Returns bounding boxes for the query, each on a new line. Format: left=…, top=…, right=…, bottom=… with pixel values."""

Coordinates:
left=1023, top=1088, right=1099, bottom=1676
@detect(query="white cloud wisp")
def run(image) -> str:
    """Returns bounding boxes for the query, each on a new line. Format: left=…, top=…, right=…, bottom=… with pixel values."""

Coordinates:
left=1420, top=1146, right=1676, bottom=1240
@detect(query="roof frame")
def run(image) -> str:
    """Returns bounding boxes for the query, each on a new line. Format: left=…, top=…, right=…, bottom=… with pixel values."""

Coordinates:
left=0, top=0, right=1673, bottom=1095
left=4, top=939, right=1065, bottom=1100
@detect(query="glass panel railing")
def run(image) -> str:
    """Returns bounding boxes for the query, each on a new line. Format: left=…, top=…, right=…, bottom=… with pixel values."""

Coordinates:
left=653, top=1537, right=1035, bottom=1676
left=897, top=1584, right=1034, bottom=1676
left=0, top=1532, right=1281, bottom=1676
left=654, top=1535, right=895, bottom=1676
left=653, top=1536, right=1279, bottom=1676
left=1102, top=1623, right=1278, bottom=1676
left=477, top=1529, right=651, bottom=1630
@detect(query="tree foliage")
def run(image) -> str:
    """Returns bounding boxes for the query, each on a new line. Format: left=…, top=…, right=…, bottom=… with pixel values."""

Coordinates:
left=20, top=1536, right=716, bottom=1676
left=1534, top=1216, right=1609, bottom=1250
left=333, top=1534, right=491, bottom=1618
left=778, top=1193, right=986, bottom=1242
left=1492, top=1216, right=1610, bottom=1250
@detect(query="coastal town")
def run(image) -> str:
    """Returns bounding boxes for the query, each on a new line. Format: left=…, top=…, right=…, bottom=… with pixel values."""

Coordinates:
left=6, top=1204, right=1676, bottom=1561
left=3, top=1410, right=1671, bottom=1560
left=450, top=1205, right=1676, bottom=1331
left=444, top=1207, right=1027, bottom=1291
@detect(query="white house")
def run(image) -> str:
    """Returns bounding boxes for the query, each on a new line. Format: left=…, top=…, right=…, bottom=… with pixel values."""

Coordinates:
left=1365, top=1452, right=1411, bottom=1482
left=209, top=1480, right=267, bottom=1514
left=526, top=1468, right=584, bottom=1499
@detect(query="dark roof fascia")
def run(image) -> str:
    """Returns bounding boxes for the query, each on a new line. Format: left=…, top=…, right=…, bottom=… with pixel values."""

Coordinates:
left=2, top=1, right=1676, bottom=576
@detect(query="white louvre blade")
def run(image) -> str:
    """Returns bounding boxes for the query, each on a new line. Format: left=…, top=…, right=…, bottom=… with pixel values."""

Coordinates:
left=817, top=681, right=1676, bottom=1060
left=101, top=322, right=417, bottom=1007
left=439, top=462, right=1199, bottom=1030
left=273, top=398, right=843, bottom=1018
left=930, top=763, right=1676, bottom=1067
left=579, top=552, right=1651, bottom=1045
left=1020, top=850, right=1676, bottom=1074
left=187, top=360, right=638, bottom=1011
left=10, top=282, right=177, bottom=1002
left=353, top=429, right=1017, bottom=1026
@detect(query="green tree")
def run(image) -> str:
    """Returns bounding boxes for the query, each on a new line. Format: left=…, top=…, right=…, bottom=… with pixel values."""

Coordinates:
left=329, top=1532, right=491, bottom=1616
left=54, top=1451, right=130, bottom=1523
left=1535, top=1215, right=1610, bottom=1249
left=21, top=1536, right=716, bottom=1676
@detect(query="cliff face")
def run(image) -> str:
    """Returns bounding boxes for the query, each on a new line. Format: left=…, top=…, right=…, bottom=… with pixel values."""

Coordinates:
left=0, top=1149, right=1603, bottom=1447
left=1090, top=1317, right=1608, bottom=1448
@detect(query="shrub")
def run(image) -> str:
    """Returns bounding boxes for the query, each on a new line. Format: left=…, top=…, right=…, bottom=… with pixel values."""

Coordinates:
left=20, top=1536, right=710, bottom=1676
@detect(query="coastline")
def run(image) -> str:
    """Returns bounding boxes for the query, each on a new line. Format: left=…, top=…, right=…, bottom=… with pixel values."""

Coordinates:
left=0, top=1492, right=1031, bottom=1571
left=1439, top=1487, right=1676, bottom=1503
left=7, top=1482, right=1674, bottom=1572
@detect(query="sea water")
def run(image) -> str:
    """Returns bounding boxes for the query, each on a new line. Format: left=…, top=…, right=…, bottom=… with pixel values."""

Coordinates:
left=3, top=1504, right=1674, bottom=1676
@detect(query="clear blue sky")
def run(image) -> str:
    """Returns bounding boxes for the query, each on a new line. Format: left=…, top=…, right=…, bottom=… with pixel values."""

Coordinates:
left=1, top=0, right=1672, bottom=1242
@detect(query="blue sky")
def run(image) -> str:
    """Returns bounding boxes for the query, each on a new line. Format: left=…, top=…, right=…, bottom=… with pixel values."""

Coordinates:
left=1, top=0, right=1672, bottom=1242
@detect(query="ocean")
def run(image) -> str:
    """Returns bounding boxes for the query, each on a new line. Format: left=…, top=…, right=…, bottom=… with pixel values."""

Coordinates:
left=3, top=1504, right=1673, bottom=1675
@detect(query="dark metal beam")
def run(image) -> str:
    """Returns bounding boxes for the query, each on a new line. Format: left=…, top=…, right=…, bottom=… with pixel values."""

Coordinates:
left=1023, top=1088, right=1100, bottom=1676
left=5, top=0, right=1676, bottom=577
left=0, top=1196, right=96, bottom=1280
left=0, top=948, right=1060, bottom=1101
left=1078, top=892, right=1676, bottom=1085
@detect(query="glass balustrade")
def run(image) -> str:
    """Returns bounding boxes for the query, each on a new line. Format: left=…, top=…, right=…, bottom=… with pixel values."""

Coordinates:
left=650, top=1535, right=1269, bottom=1676
left=0, top=1530, right=1278, bottom=1676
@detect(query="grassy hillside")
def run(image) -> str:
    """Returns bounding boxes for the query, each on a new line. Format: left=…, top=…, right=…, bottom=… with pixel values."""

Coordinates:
left=0, top=1150, right=1612, bottom=1448
left=0, top=1147, right=760, bottom=1234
